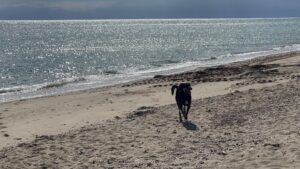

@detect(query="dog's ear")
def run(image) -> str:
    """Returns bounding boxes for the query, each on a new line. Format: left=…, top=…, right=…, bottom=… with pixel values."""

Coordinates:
left=188, top=84, right=192, bottom=90
left=171, top=85, right=178, bottom=95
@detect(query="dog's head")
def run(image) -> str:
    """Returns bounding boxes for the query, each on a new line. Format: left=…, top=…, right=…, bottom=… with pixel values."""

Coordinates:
left=182, top=83, right=192, bottom=95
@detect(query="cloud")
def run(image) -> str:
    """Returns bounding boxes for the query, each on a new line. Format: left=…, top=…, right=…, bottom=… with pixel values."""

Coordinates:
left=48, top=1, right=116, bottom=11
left=0, top=0, right=118, bottom=10
left=0, top=0, right=300, bottom=19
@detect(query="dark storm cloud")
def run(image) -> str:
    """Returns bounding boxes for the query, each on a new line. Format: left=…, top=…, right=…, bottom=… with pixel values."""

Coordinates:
left=0, top=0, right=300, bottom=19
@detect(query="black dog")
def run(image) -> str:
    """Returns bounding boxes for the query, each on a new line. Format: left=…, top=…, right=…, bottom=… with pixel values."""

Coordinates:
left=171, top=83, right=192, bottom=122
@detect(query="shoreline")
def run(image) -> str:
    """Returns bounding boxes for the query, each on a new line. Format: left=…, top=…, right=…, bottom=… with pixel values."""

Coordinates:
left=0, top=51, right=299, bottom=168
left=1, top=50, right=299, bottom=104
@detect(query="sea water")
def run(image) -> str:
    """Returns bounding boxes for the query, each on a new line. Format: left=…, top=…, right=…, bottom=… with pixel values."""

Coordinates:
left=1, top=18, right=300, bottom=102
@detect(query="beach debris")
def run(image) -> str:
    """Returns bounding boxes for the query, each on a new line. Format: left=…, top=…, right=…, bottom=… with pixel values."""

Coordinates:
left=104, top=98, right=114, bottom=103
left=115, top=116, right=121, bottom=120
left=263, top=143, right=281, bottom=149
left=35, top=135, right=55, bottom=141
left=107, top=157, right=116, bottom=164
left=121, top=84, right=130, bottom=87
left=0, top=153, right=7, bottom=159
left=218, top=151, right=227, bottom=156
left=127, top=106, right=156, bottom=119
left=40, top=164, right=48, bottom=169
left=153, top=75, right=165, bottom=79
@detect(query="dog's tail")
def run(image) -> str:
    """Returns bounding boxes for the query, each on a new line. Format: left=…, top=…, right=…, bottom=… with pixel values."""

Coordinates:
left=171, top=84, right=178, bottom=96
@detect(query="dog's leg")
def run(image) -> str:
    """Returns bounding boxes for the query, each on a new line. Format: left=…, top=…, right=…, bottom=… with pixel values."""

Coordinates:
left=185, top=104, right=191, bottom=121
left=182, top=105, right=188, bottom=121
left=177, top=104, right=183, bottom=122
left=179, top=110, right=183, bottom=122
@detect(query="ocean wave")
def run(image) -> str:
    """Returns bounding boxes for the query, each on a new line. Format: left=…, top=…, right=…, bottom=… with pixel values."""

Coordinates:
left=201, top=56, right=218, bottom=61
left=235, top=45, right=300, bottom=59
left=38, top=77, right=86, bottom=90
left=213, top=44, right=300, bottom=62
left=0, top=87, right=23, bottom=94
left=103, top=70, right=121, bottom=75
left=150, top=59, right=181, bottom=67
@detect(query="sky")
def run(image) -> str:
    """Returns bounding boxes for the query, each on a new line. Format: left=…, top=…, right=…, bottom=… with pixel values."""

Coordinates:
left=0, top=0, right=300, bottom=20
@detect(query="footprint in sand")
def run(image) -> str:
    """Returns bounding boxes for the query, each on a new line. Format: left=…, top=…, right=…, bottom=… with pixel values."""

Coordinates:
left=0, top=111, right=7, bottom=130
left=0, top=121, right=9, bottom=136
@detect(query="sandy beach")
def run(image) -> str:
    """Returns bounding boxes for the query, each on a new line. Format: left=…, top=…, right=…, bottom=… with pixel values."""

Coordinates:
left=0, top=52, right=300, bottom=168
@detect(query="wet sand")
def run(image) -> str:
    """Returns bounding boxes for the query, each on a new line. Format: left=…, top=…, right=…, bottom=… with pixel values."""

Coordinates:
left=0, top=52, right=300, bottom=168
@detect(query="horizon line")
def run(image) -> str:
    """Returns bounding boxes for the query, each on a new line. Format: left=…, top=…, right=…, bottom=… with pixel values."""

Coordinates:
left=0, top=16, right=299, bottom=21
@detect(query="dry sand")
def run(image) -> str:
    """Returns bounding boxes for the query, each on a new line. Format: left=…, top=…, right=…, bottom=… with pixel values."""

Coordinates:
left=0, top=52, right=299, bottom=168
